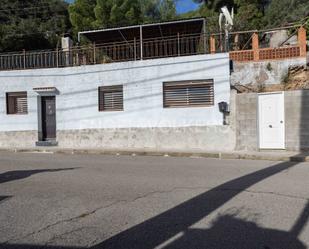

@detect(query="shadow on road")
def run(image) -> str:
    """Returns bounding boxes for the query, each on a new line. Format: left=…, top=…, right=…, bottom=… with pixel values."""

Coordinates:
left=0, top=168, right=77, bottom=184
left=0, top=195, right=11, bottom=203
left=161, top=213, right=307, bottom=249
left=95, top=161, right=307, bottom=249
left=0, top=161, right=308, bottom=249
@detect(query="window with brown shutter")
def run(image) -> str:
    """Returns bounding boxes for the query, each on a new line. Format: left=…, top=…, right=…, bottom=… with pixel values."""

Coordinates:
left=6, top=92, right=28, bottom=115
left=98, top=85, right=123, bottom=111
left=163, top=80, right=214, bottom=108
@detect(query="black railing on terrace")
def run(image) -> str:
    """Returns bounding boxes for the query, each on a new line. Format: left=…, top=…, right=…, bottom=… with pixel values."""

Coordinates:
left=0, top=33, right=211, bottom=71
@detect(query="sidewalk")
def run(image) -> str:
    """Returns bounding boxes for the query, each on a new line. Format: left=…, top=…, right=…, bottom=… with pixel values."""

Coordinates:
left=1, top=147, right=309, bottom=162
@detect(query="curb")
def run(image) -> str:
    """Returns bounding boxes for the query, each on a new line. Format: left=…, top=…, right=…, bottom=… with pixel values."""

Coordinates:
left=1, top=147, right=308, bottom=162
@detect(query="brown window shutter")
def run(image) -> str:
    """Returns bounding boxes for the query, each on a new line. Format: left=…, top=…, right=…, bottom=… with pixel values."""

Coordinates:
left=6, top=92, right=28, bottom=114
left=163, top=80, right=214, bottom=108
left=99, top=85, right=123, bottom=111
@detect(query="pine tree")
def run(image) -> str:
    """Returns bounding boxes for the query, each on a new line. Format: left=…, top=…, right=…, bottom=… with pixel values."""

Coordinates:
left=0, top=0, right=70, bottom=52
left=69, top=0, right=96, bottom=34
left=94, top=0, right=142, bottom=28
left=263, top=0, right=309, bottom=28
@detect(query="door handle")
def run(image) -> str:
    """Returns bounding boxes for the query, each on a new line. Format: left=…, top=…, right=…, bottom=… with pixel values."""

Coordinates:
left=269, top=125, right=272, bottom=128
left=280, top=121, right=283, bottom=124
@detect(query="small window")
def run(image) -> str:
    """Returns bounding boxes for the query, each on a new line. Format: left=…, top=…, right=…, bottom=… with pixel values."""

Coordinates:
left=6, top=92, right=28, bottom=115
left=99, top=85, right=123, bottom=111
left=163, top=80, right=214, bottom=108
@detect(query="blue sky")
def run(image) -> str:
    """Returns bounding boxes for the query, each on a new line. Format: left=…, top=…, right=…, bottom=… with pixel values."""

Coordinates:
left=176, top=0, right=199, bottom=13
left=65, top=0, right=200, bottom=14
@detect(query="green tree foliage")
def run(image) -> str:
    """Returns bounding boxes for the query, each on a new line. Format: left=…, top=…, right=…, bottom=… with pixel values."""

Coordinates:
left=234, top=0, right=265, bottom=30
left=1, top=0, right=308, bottom=52
left=94, top=0, right=142, bottom=28
left=157, top=0, right=177, bottom=21
left=0, top=0, right=70, bottom=52
left=68, top=0, right=96, bottom=34
left=190, top=0, right=265, bottom=31
left=183, top=1, right=236, bottom=33
left=68, top=0, right=176, bottom=33
left=193, top=0, right=234, bottom=11
left=188, top=0, right=308, bottom=32
left=263, top=0, right=309, bottom=28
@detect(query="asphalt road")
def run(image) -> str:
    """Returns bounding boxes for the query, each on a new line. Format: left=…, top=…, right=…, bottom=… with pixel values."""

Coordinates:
left=0, top=151, right=308, bottom=249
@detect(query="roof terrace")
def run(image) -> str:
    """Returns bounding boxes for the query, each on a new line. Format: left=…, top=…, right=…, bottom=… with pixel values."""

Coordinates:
left=0, top=18, right=209, bottom=71
left=0, top=18, right=306, bottom=71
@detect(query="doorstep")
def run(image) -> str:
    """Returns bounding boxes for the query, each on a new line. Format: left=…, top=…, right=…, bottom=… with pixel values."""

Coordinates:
left=35, top=140, right=58, bottom=147
left=0, top=147, right=308, bottom=162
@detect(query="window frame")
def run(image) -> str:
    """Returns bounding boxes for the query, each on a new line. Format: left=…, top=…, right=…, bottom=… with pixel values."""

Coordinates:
left=163, top=80, right=214, bottom=108
left=98, top=85, right=124, bottom=112
left=6, top=91, right=28, bottom=115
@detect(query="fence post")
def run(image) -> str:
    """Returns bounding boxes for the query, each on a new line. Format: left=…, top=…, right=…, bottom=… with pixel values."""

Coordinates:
left=23, top=49, right=26, bottom=69
left=134, top=37, right=137, bottom=60
left=298, top=26, right=307, bottom=57
left=56, top=48, right=59, bottom=67
left=93, top=42, right=96, bottom=64
left=210, top=35, right=216, bottom=54
left=177, top=33, right=180, bottom=56
left=252, top=32, right=259, bottom=61
left=140, top=26, right=143, bottom=60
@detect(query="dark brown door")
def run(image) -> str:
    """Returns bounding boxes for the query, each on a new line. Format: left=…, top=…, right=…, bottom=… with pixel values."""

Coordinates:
left=41, top=96, right=56, bottom=141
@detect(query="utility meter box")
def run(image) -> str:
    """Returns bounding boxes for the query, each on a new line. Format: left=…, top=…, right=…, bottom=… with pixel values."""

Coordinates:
left=218, top=101, right=230, bottom=113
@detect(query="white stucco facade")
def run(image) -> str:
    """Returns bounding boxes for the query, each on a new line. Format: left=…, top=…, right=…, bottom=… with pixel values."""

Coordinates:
left=0, top=53, right=234, bottom=150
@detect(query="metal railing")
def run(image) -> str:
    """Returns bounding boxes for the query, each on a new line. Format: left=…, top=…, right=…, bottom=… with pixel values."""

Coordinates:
left=0, top=33, right=210, bottom=71
left=0, top=25, right=306, bottom=70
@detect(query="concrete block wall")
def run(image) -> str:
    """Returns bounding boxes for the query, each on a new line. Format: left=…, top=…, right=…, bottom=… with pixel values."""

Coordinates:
left=285, top=90, right=309, bottom=151
left=236, top=93, right=258, bottom=151
left=236, top=90, right=309, bottom=152
left=56, top=125, right=236, bottom=151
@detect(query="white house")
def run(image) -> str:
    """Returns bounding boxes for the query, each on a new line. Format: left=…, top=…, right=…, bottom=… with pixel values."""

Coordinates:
left=0, top=18, right=234, bottom=151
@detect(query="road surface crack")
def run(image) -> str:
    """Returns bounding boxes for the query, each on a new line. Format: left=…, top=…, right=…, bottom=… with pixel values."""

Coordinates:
left=4, top=185, right=308, bottom=244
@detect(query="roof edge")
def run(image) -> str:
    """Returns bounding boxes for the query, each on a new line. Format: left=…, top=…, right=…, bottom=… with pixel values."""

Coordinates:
left=78, top=17, right=206, bottom=42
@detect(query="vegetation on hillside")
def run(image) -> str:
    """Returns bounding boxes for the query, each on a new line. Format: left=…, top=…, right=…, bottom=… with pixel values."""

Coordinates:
left=185, top=0, right=308, bottom=32
left=0, top=0, right=70, bottom=52
left=0, top=0, right=308, bottom=52
left=69, top=0, right=176, bottom=36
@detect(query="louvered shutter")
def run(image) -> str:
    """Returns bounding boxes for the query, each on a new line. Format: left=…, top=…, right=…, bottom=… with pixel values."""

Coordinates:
left=6, top=92, right=28, bottom=114
left=99, top=85, right=123, bottom=111
left=163, top=80, right=214, bottom=108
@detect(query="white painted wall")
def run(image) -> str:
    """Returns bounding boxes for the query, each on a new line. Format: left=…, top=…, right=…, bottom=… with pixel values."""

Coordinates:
left=0, top=53, right=230, bottom=132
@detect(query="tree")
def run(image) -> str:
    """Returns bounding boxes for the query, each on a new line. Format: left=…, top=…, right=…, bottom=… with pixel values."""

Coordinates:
left=193, top=0, right=234, bottom=12
left=141, top=0, right=176, bottom=23
left=94, top=0, right=142, bottom=28
left=68, top=0, right=176, bottom=40
left=233, top=0, right=265, bottom=30
left=69, top=0, right=96, bottom=35
left=263, top=0, right=309, bottom=28
left=157, top=0, right=177, bottom=21
left=180, top=3, right=221, bottom=33
left=0, top=0, right=70, bottom=52
left=188, top=0, right=272, bottom=32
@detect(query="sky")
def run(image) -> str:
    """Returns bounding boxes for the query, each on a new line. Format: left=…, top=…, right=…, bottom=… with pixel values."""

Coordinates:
left=65, top=0, right=200, bottom=14
left=176, top=0, right=199, bottom=13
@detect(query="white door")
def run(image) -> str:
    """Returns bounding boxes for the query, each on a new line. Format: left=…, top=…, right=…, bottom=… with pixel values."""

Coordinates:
left=258, top=92, right=285, bottom=149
